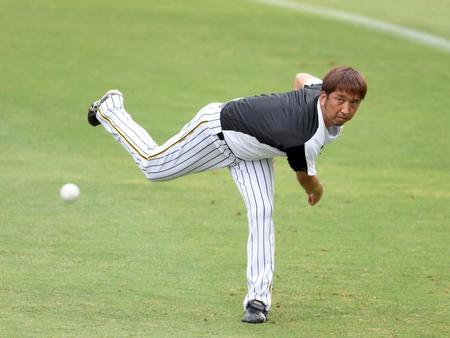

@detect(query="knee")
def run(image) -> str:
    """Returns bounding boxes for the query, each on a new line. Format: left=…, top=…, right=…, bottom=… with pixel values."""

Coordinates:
left=248, top=200, right=274, bottom=220
left=137, top=162, right=159, bottom=182
left=141, top=168, right=172, bottom=182
left=142, top=170, right=163, bottom=182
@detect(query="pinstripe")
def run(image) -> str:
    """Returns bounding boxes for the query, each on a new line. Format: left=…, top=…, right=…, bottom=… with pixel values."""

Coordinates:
left=99, top=105, right=210, bottom=162
left=98, top=106, right=149, bottom=157
left=258, top=160, right=274, bottom=306
left=260, top=160, right=275, bottom=294
left=143, top=117, right=221, bottom=164
left=245, top=161, right=259, bottom=299
left=262, top=159, right=275, bottom=304
left=246, top=162, right=258, bottom=301
left=256, top=160, right=272, bottom=303
left=99, top=96, right=218, bottom=162
left=150, top=144, right=232, bottom=181
left=142, top=131, right=210, bottom=168
left=230, top=164, right=254, bottom=293
left=146, top=136, right=233, bottom=180
left=146, top=116, right=221, bottom=162
left=145, top=133, right=213, bottom=172
left=142, top=119, right=219, bottom=167
left=97, top=99, right=235, bottom=182
left=145, top=121, right=209, bottom=159
left=185, top=113, right=220, bottom=130
left=195, top=152, right=232, bottom=173
left=193, top=150, right=234, bottom=174
left=230, top=158, right=275, bottom=310
left=104, top=95, right=150, bottom=147
left=252, top=161, right=266, bottom=303
left=105, top=96, right=145, bottom=142
left=103, top=103, right=151, bottom=152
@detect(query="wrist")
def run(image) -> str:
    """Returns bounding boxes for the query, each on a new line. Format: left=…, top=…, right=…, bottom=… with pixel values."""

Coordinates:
left=307, top=183, right=323, bottom=195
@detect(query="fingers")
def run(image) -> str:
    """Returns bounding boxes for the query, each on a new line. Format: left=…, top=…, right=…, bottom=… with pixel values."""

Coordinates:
left=308, top=193, right=320, bottom=206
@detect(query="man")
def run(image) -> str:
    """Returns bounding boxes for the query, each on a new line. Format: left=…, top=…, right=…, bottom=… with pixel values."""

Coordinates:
left=87, top=66, right=367, bottom=323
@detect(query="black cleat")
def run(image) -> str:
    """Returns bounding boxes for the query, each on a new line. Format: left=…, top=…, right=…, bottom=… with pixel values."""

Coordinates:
left=87, top=99, right=101, bottom=126
left=87, top=89, right=123, bottom=127
left=241, top=300, right=268, bottom=324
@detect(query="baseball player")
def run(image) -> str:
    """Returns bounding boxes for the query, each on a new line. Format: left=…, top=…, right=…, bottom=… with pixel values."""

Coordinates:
left=87, top=66, right=367, bottom=323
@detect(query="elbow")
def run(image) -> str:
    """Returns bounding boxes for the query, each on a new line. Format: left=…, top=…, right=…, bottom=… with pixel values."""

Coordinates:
left=294, top=73, right=312, bottom=90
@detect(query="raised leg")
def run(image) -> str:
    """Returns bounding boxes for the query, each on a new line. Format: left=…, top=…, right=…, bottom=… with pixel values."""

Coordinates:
left=93, top=91, right=236, bottom=181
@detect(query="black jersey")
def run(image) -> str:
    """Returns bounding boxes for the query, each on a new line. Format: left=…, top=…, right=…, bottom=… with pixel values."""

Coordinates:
left=220, top=84, right=322, bottom=172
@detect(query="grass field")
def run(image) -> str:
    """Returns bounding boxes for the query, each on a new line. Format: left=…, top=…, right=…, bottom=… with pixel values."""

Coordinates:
left=1, top=0, right=449, bottom=337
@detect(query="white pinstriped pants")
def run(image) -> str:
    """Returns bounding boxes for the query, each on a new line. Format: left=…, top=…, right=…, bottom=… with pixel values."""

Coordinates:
left=96, top=93, right=275, bottom=311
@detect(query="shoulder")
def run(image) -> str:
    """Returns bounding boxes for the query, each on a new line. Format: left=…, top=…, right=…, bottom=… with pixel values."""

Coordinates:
left=303, top=84, right=322, bottom=97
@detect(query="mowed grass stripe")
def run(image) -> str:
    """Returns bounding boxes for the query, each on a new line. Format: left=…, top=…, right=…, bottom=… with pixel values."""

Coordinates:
left=254, top=0, right=450, bottom=52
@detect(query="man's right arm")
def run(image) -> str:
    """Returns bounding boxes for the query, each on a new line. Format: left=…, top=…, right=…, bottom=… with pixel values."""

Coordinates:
left=293, top=73, right=315, bottom=90
left=296, top=171, right=323, bottom=206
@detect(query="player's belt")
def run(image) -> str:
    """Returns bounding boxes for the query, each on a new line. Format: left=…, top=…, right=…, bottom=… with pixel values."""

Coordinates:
left=217, top=132, right=224, bottom=140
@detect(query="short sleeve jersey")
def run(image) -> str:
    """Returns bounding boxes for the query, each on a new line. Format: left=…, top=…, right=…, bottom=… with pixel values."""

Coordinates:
left=220, top=81, right=342, bottom=175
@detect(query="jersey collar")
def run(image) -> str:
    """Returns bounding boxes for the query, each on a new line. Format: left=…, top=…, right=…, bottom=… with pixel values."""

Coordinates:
left=317, top=100, right=342, bottom=142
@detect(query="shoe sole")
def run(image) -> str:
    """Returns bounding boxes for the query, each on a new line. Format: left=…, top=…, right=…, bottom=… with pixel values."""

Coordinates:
left=241, top=310, right=267, bottom=323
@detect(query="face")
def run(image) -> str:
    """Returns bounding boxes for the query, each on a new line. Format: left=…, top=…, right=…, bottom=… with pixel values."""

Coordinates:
left=319, top=90, right=361, bottom=127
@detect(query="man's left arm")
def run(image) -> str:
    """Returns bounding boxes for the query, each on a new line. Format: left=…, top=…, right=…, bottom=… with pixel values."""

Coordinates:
left=285, top=144, right=323, bottom=206
left=296, top=171, right=323, bottom=206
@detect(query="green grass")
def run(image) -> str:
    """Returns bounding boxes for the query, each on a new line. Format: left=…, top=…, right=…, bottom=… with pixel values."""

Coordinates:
left=288, top=0, right=450, bottom=38
left=1, top=0, right=449, bottom=336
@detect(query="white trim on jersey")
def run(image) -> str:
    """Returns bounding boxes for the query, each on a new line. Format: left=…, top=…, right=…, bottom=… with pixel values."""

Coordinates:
left=304, top=101, right=342, bottom=176
left=223, top=130, right=285, bottom=160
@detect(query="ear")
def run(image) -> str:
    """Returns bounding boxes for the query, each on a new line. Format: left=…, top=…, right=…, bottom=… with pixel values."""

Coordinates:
left=319, top=91, right=328, bottom=105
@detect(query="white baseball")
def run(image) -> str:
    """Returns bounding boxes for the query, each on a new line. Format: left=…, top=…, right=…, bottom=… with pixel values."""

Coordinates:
left=60, top=183, right=80, bottom=202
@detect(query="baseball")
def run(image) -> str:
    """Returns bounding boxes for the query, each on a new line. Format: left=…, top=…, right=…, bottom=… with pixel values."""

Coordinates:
left=60, top=183, right=80, bottom=202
